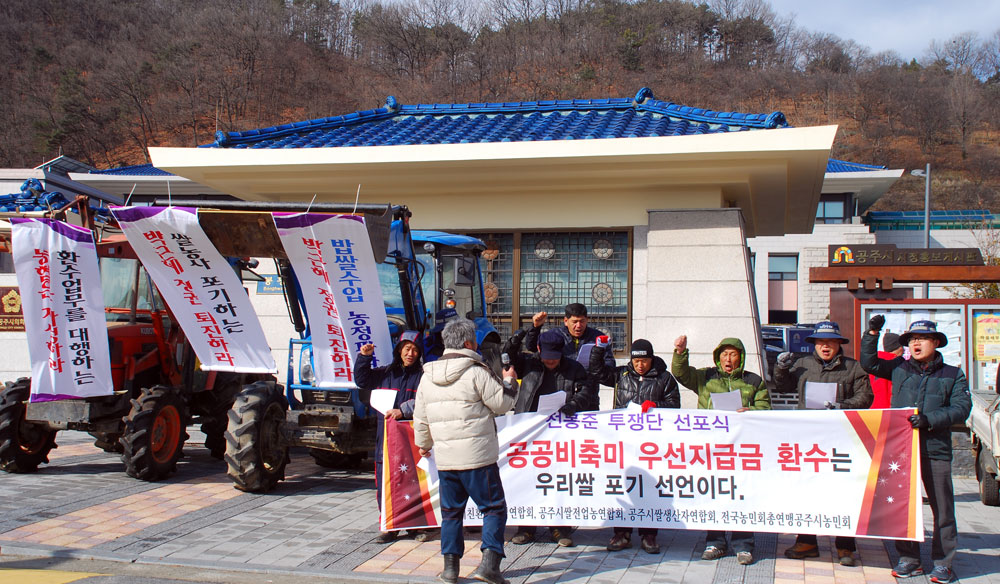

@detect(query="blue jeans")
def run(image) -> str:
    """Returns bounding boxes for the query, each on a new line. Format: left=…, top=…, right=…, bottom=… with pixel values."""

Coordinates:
left=439, top=463, right=507, bottom=557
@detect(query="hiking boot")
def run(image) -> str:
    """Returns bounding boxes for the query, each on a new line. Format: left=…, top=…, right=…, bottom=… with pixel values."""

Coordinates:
left=783, top=542, right=819, bottom=559
left=736, top=551, right=753, bottom=565
left=440, top=554, right=460, bottom=584
left=375, top=531, right=398, bottom=544
left=470, top=548, right=509, bottom=584
left=701, top=545, right=726, bottom=560
left=640, top=534, right=660, bottom=554
left=551, top=528, right=574, bottom=547
left=510, top=530, right=535, bottom=545
left=929, top=566, right=955, bottom=583
left=606, top=532, right=631, bottom=551
left=837, top=548, right=856, bottom=566
left=891, top=559, right=924, bottom=578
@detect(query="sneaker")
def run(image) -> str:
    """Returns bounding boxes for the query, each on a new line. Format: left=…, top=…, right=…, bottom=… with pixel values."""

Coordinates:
left=891, top=559, right=924, bottom=578
left=640, top=535, right=660, bottom=554
left=701, top=545, right=726, bottom=560
left=551, top=528, right=574, bottom=547
left=511, top=530, right=535, bottom=545
left=736, top=551, right=753, bottom=565
left=783, top=542, right=819, bottom=559
left=606, top=533, right=632, bottom=551
left=929, top=566, right=954, bottom=583
left=837, top=548, right=856, bottom=566
left=375, top=531, right=398, bottom=544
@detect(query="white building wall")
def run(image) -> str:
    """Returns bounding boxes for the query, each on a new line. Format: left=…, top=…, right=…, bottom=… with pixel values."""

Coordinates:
left=749, top=222, right=876, bottom=324
left=640, top=209, right=762, bottom=409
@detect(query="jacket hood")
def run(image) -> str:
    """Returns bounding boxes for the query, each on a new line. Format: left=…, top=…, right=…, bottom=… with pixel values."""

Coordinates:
left=423, top=348, right=482, bottom=386
left=713, top=337, right=746, bottom=377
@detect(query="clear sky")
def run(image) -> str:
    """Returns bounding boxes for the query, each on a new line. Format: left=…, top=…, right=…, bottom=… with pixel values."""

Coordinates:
left=766, top=0, right=999, bottom=62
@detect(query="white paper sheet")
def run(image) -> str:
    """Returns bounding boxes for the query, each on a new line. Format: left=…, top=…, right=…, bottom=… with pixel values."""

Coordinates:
left=537, top=391, right=567, bottom=414
left=625, top=401, right=642, bottom=412
left=804, top=381, right=838, bottom=410
left=710, top=390, right=744, bottom=411
left=370, top=389, right=397, bottom=415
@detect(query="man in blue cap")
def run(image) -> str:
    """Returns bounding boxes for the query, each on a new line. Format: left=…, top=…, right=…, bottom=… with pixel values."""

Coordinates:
left=773, top=320, right=873, bottom=565
left=861, top=317, right=971, bottom=584
left=506, top=329, right=596, bottom=547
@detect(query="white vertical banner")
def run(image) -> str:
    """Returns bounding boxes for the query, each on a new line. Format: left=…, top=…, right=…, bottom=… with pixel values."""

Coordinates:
left=111, top=206, right=275, bottom=373
left=11, top=218, right=114, bottom=401
left=273, top=213, right=392, bottom=388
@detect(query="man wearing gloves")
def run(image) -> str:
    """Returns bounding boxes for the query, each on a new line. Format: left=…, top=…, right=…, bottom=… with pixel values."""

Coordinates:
left=590, top=338, right=680, bottom=554
left=773, top=320, right=872, bottom=565
left=504, top=328, right=597, bottom=547
left=413, top=318, right=519, bottom=584
left=861, top=316, right=972, bottom=584
left=354, top=331, right=429, bottom=544
left=672, top=335, right=769, bottom=565
left=523, top=303, right=617, bottom=370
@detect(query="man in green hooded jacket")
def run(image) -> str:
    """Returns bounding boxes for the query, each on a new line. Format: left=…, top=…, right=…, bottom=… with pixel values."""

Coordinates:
left=672, top=335, right=770, bottom=565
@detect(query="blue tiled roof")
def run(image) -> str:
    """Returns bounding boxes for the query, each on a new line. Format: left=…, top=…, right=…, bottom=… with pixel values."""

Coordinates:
left=206, top=88, right=789, bottom=149
left=826, top=159, right=887, bottom=173
left=90, top=163, right=174, bottom=176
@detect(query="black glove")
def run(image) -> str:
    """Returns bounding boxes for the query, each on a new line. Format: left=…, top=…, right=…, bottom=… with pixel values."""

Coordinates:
left=559, top=403, right=578, bottom=417
left=776, top=352, right=795, bottom=369
left=909, top=413, right=930, bottom=429
left=869, top=314, right=885, bottom=333
left=823, top=401, right=840, bottom=410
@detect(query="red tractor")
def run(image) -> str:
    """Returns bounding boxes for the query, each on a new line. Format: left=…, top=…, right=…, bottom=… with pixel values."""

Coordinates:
left=0, top=191, right=267, bottom=480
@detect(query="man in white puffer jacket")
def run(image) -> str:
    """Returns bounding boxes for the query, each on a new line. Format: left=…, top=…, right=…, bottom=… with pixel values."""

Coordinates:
left=414, top=318, right=518, bottom=584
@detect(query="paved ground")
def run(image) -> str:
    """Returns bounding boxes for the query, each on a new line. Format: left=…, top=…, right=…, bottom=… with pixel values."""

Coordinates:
left=1, top=431, right=998, bottom=584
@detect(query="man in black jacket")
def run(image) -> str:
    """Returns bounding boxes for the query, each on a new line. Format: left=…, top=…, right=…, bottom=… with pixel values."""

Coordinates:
left=861, top=317, right=971, bottom=584
left=590, top=338, right=679, bottom=554
left=505, top=329, right=597, bottom=547
left=523, top=303, right=616, bottom=371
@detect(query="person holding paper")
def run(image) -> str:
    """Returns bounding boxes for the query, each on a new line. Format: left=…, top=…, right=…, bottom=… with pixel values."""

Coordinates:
left=772, top=320, right=872, bottom=565
left=507, top=329, right=596, bottom=547
left=671, top=335, right=769, bottom=564
left=589, top=338, right=679, bottom=554
left=354, top=331, right=428, bottom=544
left=413, top=318, right=518, bottom=584
left=861, top=317, right=971, bottom=584
left=522, top=303, right=616, bottom=370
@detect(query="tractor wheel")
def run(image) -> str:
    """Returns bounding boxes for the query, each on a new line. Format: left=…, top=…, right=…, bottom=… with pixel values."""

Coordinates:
left=0, top=378, right=57, bottom=473
left=120, top=385, right=189, bottom=481
left=89, top=431, right=124, bottom=453
left=309, top=448, right=365, bottom=469
left=224, top=381, right=289, bottom=493
left=979, top=450, right=1000, bottom=507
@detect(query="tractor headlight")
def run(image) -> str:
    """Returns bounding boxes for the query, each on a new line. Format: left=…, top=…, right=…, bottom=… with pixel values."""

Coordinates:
left=301, top=362, right=316, bottom=385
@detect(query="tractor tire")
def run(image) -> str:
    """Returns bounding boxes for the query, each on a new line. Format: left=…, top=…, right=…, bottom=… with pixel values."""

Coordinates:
left=90, top=431, right=124, bottom=454
left=0, top=378, right=57, bottom=473
left=120, top=385, right=189, bottom=481
left=979, top=450, right=1000, bottom=507
left=224, top=381, right=289, bottom=493
left=308, top=448, right=364, bottom=469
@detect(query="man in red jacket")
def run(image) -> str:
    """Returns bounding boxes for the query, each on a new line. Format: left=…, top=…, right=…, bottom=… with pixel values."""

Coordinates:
left=869, top=333, right=903, bottom=409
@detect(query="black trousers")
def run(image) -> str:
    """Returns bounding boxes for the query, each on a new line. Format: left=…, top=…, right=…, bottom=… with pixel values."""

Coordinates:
left=896, top=457, right=958, bottom=568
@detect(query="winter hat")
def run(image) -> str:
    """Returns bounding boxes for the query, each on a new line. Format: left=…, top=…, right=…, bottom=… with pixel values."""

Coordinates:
left=882, top=333, right=902, bottom=352
left=899, top=320, right=948, bottom=348
left=630, top=339, right=654, bottom=359
left=538, top=330, right=565, bottom=360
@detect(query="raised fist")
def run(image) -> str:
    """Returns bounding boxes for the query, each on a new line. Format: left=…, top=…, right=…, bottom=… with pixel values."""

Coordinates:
left=532, top=311, right=548, bottom=328
left=869, top=314, right=885, bottom=333
left=776, top=352, right=795, bottom=369
left=674, top=335, right=687, bottom=352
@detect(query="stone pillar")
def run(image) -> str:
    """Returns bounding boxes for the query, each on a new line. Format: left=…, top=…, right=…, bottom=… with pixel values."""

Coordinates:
left=639, top=209, right=763, bottom=409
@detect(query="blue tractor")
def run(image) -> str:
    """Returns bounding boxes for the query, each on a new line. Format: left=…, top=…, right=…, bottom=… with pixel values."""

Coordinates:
left=167, top=201, right=501, bottom=492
